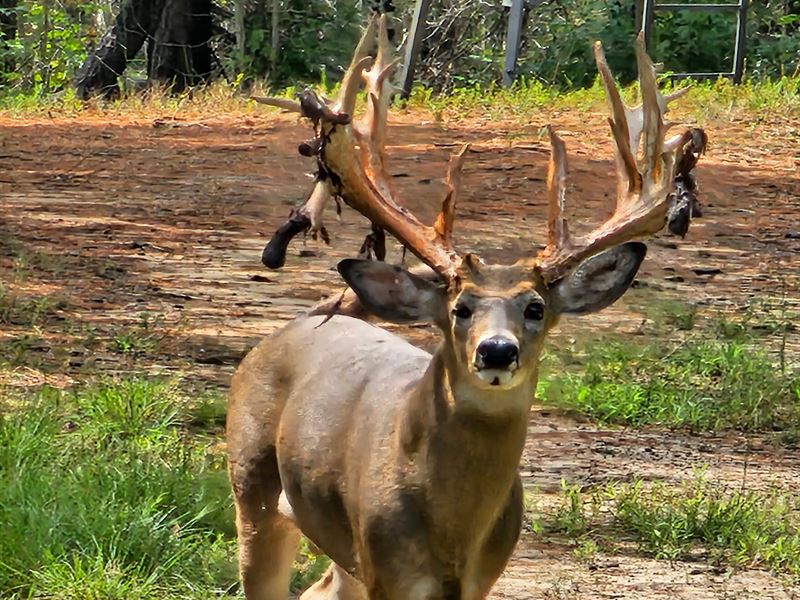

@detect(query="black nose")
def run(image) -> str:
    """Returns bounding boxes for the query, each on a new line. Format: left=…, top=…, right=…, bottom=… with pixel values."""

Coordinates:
left=476, top=336, right=519, bottom=369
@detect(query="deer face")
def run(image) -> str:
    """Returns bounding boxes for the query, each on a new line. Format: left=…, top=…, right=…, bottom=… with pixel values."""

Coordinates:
left=338, top=241, right=646, bottom=391
left=447, top=259, right=552, bottom=390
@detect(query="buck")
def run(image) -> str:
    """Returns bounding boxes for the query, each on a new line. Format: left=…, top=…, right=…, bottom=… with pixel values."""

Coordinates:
left=228, top=18, right=705, bottom=600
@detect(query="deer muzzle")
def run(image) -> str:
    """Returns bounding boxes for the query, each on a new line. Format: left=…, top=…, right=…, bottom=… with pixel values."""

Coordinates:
left=473, top=335, right=520, bottom=386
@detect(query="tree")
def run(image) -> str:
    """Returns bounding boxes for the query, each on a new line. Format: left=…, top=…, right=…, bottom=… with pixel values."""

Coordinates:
left=74, top=0, right=215, bottom=99
left=0, top=0, right=17, bottom=79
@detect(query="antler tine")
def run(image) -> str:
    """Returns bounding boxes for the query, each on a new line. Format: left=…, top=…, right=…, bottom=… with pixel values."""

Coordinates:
left=354, top=15, right=399, bottom=203
left=251, top=96, right=303, bottom=113
left=636, top=34, right=667, bottom=185
left=593, top=42, right=640, bottom=201
left=534, top=36, right=706, bottom=283
left=434, top=144, right=470, bottom=249
left=361, top=16, right=399, bottom=147
left=545, top=126, right=570, bottom=252
left=335, top=17, right=378, bottom=116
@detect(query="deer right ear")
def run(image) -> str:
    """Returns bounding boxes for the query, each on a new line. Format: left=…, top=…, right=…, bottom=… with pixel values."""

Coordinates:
left=549, top=242, right=646, bottom=315
left=337, top=259, right=447, bottom=324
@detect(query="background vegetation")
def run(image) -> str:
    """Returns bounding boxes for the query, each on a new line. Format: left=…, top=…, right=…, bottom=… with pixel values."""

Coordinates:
left=0, top=0, right=799, bottom=99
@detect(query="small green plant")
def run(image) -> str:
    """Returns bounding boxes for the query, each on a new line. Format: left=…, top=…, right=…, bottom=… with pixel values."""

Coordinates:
left=110, top=313, right=166, bottom=357
left=290, top=537, right=331, bottom=594
left=553, top=481, right=587, bottom=537
left=572, top=538, right=599, bottom=563
left=0, top=284, right=64, bottom=329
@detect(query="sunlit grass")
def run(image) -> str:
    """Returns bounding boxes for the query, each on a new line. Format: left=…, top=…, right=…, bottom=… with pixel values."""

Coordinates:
left=2, top=74, right=799, bottom=123
left=0, top=377, right=329, bottom=599
left=541, top=336, right=800, bottom=433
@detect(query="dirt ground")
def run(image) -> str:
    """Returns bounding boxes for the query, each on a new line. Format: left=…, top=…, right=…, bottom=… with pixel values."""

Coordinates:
left=1, top=105, right=799, bottom=598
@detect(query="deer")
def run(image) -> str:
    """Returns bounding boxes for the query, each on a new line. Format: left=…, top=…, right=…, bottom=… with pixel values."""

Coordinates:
left=227, top=16, right=706, bottom=600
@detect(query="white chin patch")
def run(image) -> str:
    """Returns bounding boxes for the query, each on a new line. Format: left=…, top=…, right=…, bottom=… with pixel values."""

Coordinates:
left=476, top=369, right=514, bottom=387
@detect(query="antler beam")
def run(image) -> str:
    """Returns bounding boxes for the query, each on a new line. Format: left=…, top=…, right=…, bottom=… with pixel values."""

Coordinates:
left=260, top=15, right=468, bottom=285
left=534, top=33, right=706, bottom=283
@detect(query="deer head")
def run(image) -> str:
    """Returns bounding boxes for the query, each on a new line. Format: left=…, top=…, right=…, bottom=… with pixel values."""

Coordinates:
left=259, top=16, right=706, bottom=393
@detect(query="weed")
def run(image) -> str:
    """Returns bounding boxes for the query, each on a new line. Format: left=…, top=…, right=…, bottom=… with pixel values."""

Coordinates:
left=0, top=334, right=45, bottom=367
left=0, top=283, right=65, bottom=329
left=572, top=538, right=599, bottom=563
left=110, top=313, right=167, bottom=358
left=638, top=298, right=698, bottom=332
left=552, top=481, right=588, bottom=537
left=291, top=538, right=331, bottom=594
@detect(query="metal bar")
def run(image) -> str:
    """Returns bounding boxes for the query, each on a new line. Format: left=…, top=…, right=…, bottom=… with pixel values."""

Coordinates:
left=642, top=0, right=655, bottom=50
left=399, top=0, right=431, bottom=99
left=732, top=0, right=748, bottom=83
left=654, top=3, right=740, bottom=11
left=635, top=0, right=645, bottom=33
left=668, top=72, right=734, bottom=79
left=502, top=0, right=525, bottom=87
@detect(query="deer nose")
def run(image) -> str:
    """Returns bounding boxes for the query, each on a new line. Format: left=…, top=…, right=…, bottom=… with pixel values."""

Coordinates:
left=476, top=336, right=519, bottom=369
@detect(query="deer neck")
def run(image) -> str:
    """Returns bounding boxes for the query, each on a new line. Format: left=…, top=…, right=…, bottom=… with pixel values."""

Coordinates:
left=399, top=343, right=536, bottom=543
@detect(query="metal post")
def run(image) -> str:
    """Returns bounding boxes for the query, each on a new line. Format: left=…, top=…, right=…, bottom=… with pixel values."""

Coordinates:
left=502, top=0, right=525, bottom=87
left=732, top=0, right=748, bottom=84
left=642, top=0, right=655, bottom=49
left=400, top=0, right=431, bottom=99
left=635, top=0, right=644, bottom=33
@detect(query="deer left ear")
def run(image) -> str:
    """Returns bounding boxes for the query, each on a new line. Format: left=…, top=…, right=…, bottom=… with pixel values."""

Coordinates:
left=337, top=259, right=447, bottom=324
left=549, top=242, right=646, bottom=315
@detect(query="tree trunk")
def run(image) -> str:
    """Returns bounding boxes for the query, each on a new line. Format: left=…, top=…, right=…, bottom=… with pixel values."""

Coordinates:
left=75, top=0, right=165, bottom=99
left=75, top=0, right=213, bottom=99
left=0, top=0, right=17, bottom=78
left=149, top=0, right=212, bottom=93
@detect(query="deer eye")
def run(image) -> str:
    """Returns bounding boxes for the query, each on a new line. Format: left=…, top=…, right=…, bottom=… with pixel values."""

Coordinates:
left=524, top=302, right=544, bottom=321
left=453, top=304, right=473, bottom=320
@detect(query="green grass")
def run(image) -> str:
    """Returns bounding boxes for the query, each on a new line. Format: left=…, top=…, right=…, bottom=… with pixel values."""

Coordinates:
left=2, top=73, right=799, bottom=123
left=402, top=74, right=800, bottom=122
left=542, top=336, right=800, bottom=433
left=0, top=377, right=328, bottom=599
left=532, top=477, right=800, bottom=578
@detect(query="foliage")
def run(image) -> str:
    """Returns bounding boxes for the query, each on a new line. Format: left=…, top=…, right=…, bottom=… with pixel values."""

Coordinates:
left=241, top=0, right=362, bottom=85
left=0, top=0, right=104, bottom=94
left=2, top=0, right=800, bottom=98
left=402, top=0, right=800, bottom=90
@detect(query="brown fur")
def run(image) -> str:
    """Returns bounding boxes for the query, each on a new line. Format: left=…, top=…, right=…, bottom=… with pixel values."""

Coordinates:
left=228, top=249, right=644, bottom=599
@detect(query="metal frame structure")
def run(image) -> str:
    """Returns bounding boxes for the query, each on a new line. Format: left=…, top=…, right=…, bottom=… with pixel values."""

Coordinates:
left=399, top=0, right=542, bottom=96
left=640, top=0, right=749, bottom=83
left=398, top=0, right=750, bottom=96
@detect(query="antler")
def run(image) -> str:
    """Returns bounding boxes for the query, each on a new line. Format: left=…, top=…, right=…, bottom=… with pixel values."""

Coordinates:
left=534, top=34, right=706, bottom=283
left=259, top=15, right=467, bottom=285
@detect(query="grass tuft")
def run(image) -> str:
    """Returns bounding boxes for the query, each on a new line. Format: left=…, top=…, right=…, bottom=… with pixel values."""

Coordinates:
left=0, top=379, right=237, bottom=599
left=543, top=336, right=800, bottom=433
left=532, top=477, right=800, bottom=578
